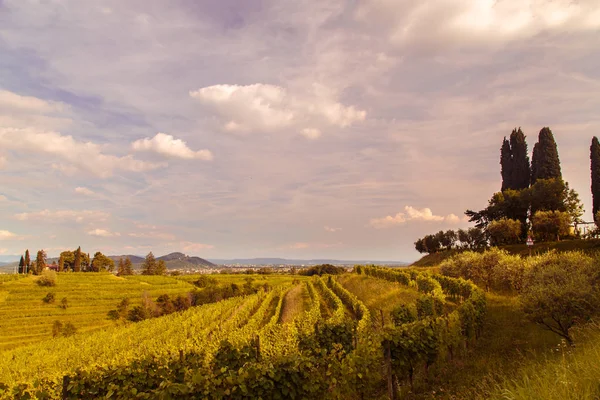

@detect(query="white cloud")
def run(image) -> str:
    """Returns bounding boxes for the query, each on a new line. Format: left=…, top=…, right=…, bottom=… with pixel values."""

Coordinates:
left=0, top=230, right=18, bottom=240
left=132, top=133, right=213, bottom=160
left=0, top=156, right=6, bottom=169
left=0, top=90, right=67, bottom=114
left=0, top=127, right=166, bottom=178
left=301, top=128, right=321, bottom=140
left=0, top=90, right=72, bottom=130
left=128, top=232, right=177, bottom=241
left=369, top=206, right=462, bottom=228
left=88, top=228, right=120, bottom=237
left=178, top=241, right=215, bottom=252
left=15, top=209, right=109, bottom=223
left=74, top=187, right=95, bottom=196
left=324, top=226, right=342, bottom=232
left=190, top=83, right=365, bottom=134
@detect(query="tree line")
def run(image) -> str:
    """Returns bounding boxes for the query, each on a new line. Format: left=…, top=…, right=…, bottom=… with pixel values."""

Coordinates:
left=17, top=248, right=167, bottom=276
left=415, top=127, right=590, bottom=253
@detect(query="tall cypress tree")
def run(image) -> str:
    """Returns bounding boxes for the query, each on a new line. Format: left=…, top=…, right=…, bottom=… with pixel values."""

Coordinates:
left=591, top=136, right=600, bottom=223
left=531, top=127, right=562, bottom=185
left=509, top=128, right=531, bottom=190
left=18, top=256, right=25, bottom=274
left=74, top=246, right=81, bottom=272
left=500, top=137, right=513, bottom=191
left=24, top=250, right=30, bottom=274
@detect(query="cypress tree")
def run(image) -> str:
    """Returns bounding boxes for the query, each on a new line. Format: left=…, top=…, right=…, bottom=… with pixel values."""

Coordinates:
left=500, top=137, right=513, bottom=191
left=58, top=254, right=65, bottom=272
left=18, top=256, right=25, bottom=274
left=141, top=252, right=157, bottom=275
left=74, top=247, right=81, bottom=272
left=591, top=136, right=600, bottom=223
left=24, top=250, right=30, bottom=274
left=531, top=127, right=562, bottom=185
left=509, top=128, right=531, bottom=190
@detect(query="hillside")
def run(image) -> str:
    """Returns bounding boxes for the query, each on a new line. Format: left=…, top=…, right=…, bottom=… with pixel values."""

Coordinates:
left=412, top=238, right=600, bottom=266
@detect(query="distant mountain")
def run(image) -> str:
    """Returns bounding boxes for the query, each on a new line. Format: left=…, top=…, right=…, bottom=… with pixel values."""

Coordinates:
left=208, top=258, right=409, bottom=266
left=0, top=255, right=20, bottom=263
left=107, top=255, right=145, bottom=264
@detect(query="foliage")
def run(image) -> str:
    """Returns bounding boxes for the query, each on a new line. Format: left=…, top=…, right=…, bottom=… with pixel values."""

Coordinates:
left=299, top=264, right=346, bottom=276
left=520, top=252, right=600, bottom=345
left=34, top=249, right=47, bottom=275
left=141, top=252, right=163, bottom=275
left=59, top=297, right=69, bottom=309
left=532, top=210, right=572, bottom=242
left=42, top=292, right=56, bottom=304
left=592, top=136, right=600, bottom=226
left=531, top=127, right=562, bottom=185
left=415, top=229, right=485, bottom=254
left=90, top=252, right=115, bottom=272
left=116, top=257, right=134, bottom=276
left=501, top=128, right=530, bottom=192
left=487, top=218, right=522, bottom=245
left=36, top=269, right=56, bottom=287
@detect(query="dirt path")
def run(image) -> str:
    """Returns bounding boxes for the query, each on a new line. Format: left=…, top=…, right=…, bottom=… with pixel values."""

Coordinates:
left=279, top=284, right=307, bottom=324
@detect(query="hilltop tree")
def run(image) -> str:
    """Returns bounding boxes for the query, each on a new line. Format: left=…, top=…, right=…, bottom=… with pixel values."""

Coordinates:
left=531, top=127, right=562, bottom=185
left=509, top=128, right=531, bottom=190
left=141, top=252, right=157, bottom=275
left=91, top=252, right=115, bottom=272
left=500, top=137, right=513, bottom=191
left=58, top=254, right=65, bottom=272
left=24, top=250, right=31, bottom=273
left=73, top=247, right=82, bottom=272
left=591, top=137, right=600, bottom=225
left=35, top=250, right=47, bottom=275
left=18, top=256, right=25, bottom=274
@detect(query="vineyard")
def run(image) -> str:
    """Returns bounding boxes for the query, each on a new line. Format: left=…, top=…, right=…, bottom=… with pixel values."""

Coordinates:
left=0, top=268, right=485, bottom=399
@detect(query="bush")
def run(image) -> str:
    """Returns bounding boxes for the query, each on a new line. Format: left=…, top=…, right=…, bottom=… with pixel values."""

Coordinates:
left=532, top=210, right=571, bottom=242
left=52, top=321, right=77, bottom=337
left=42, top=292, right=56, bottom=304
left=59, top=297, right=68, bottom=309
left=299, top=264, right=346, bottom=276
left=520, top=252, right=600, bottom=344
left=487, top=218, right=522, bottom=245
left=37, top=270, right=57, bottom=287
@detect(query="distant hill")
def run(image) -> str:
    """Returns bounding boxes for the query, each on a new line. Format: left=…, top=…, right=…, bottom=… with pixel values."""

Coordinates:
left=107, top=255, right=145, bottom=264
left=208, top=258, right=409, bottom=266
left=157, top=252, right=216, bottom=268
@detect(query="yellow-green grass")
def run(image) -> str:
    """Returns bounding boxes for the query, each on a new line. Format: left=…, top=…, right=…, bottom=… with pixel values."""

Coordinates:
left=279, top=283, right=308, bottom=324
left=174, top=273, right=307, bottom=286
left=337, top=274, right=421, bottom=320
left=0, top=273, right=195, bottom=350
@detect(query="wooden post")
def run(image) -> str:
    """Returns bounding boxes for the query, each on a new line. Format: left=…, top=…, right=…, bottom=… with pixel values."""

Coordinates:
left=255, top=335, right=261, bottom=362
left=381, top=309, right=394, bottom=400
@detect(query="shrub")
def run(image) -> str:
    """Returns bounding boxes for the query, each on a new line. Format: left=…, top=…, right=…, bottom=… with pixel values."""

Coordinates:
left=391, top=304, right=416, bottom=326
left=299, top=264, right=346, bottom=276
left=520, top=252, right=600, bottom=345
left=193, top=275, right=218, bottom=288
left=487, top=218, right=522, bottom=245
left=59, top=297, right=68, bottom=309
left=37, top=270, right=57, bottom=287
left=531, top=210, right=571, bottom=242
left=42, top=292, right=56, bottom=304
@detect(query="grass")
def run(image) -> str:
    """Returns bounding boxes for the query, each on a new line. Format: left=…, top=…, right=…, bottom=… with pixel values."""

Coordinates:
left=279, top=283, right=307, bottom=324
left=0, top=273, right=195, bottom=350
left=337, top=274, right=421, bottom=322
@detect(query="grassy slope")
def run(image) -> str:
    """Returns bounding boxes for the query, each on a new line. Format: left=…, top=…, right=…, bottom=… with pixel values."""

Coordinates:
left=0, top=273, right=195, bottom=350
left=412, top=239, right=600, bottom=267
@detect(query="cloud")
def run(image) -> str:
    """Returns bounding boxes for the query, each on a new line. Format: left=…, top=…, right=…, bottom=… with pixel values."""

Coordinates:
left=324, top=226, right=342, bottom=232
left=0, top=195, right=6, bottom=202
left=190, top=83, right=365, bottom=134
left=88, top=228, right=120, bottom=237
left=0, top=230, right=18, bottom=240
left=132, top=133, right=213, bottom=160
left=74, top=187, right=95, bottom=196
left=369, top=206, right=462, bottom=229
left=15, top=209, right=109, bottom=223
left=178, top=241, right=215, bottom=252
left=0, top=156, right=6, bottom=169
left=301, top=128, right=321, bottom=140
left=0, top=127, right=166, bottom=178
left=0, top=89, right=72, bottom=130
left=128, top=232, right=177, bottom=241
left=288, top=241, right=342, bottom=250
left=0, top=90, right=67, bottom=114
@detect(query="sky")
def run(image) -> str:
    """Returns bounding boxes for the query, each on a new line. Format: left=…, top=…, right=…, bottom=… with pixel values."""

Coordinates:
left=0, top=0, right=599, bottom=262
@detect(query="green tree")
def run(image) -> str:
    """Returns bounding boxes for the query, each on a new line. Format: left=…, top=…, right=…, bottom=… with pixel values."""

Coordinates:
left=500, top=137, right=513, bottom=191
left=591, top=137, right=600, bottom=226
left=91, top=252, right=115, bottom=272
left=58, top=254, right=65, bottom=272
left=24, top=249, right=31, bottom=274
left=141, top=252, right=157, bottom=275
left=531, top=127, right=562, bottom=185
left=509, top=128, right=531, bottom=190
left=156, top=259, right=167, bottom=276
left=521, top=252, right=600, bottom=345
left=73, top=247, right=82, bottom=272
left=532, top=210, right=571, bottom=242
left=487, top=218, right=522, bottom=246
left=117, top=257, right=134, bottom=276
left=18, top=256, right=25, bottom=274
left=60, top=251, right=74, bottom=271
left=34, top=249, right=47, bottom=275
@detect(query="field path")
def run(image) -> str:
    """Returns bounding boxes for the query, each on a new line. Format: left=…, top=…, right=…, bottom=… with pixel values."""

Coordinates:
left=279, top=284, right=307, bottom=324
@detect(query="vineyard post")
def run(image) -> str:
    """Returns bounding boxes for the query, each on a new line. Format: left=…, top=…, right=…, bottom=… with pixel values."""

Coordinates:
left=255, top=335, right=261, bottom=362
left=381, top=309, right=394, bottom=400
left=62, top=375, right=70, bottom=398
